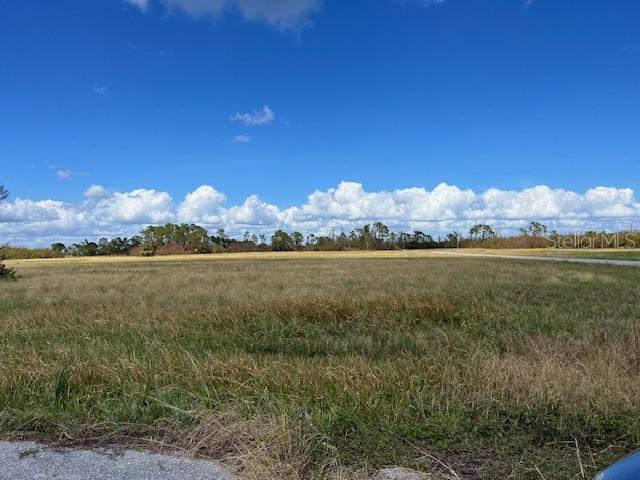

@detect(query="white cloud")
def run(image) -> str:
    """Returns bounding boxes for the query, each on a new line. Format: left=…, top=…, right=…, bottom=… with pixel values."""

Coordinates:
left=2, top=182, right=639, bottom=246
left=128, top=0, right=319, bottom=30
left=90, top=188, right=174, bottom=224
left=401, top=0, right=445, bottom=7
left=233, top=134, right=251, bottom=144
left=224, top=195, right=281, bottom=226
left=124, top=0, right=150, bottom=11
left=93, top=85, right=109, bottom=96
left=231, top=105, right=275, bottom=126
left=235, top=0, right=320, bottom=31
left=85, top=185, right=111, bottom=199
left=162, top=0, right=226, bottom=16
left=178, top=185, right=226, bottom=223
left=57, top=170, right=82, bottom=180
left=0, top=186, right=174, bottom=245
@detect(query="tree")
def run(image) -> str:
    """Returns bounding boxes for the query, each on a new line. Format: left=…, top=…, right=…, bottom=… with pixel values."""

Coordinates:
left=409, top=231, right=433, bottom=249
left=528, top=221, right=548, bottom=238
left=305, top=233, right=316, bottom=248
left=0, top=184, right=17, bottom=280
left=184, top=224, right=211, bottom=253
left=373, top=222, right=390, bottom=248
left=469, top=224, right=496, bottom=241
left=355, top=224, right=374, bottom=249
left=50, top=242, right=67, bottom=254
left=291, top=231, right=304, bottom=250
left=445, top=231, right=461, bottom=248
left=398, top=232, right=411, bottom=249
left=271, top=230, right=293, bottom=251
left=214, top=228, right=229, bottom=248
left=140, top=226, right=164, bottom=255
left=98, top=237, right=110, bottom=255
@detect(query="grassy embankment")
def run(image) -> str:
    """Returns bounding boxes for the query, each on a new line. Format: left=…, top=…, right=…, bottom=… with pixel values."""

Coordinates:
left=1, top=253, right=640, bottom=479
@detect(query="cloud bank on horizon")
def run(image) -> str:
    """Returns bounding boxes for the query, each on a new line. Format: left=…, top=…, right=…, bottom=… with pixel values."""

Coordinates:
left=1, top=182, right=639, bottom=246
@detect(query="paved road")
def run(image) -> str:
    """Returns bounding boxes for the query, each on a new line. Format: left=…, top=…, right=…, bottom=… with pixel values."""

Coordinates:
left=0, top=441, right=233, bottom=480
left=434, top=251, right=640, bottom=267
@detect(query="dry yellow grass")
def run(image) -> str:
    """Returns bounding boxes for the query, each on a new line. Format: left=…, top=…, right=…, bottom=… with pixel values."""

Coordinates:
left=6, top=247, right=638, bottom=270
left=5, top=249, right=444, bottom=267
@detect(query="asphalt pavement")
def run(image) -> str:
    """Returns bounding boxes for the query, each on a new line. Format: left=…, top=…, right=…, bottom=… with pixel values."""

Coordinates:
left=0, top=441, right=233, bottom=480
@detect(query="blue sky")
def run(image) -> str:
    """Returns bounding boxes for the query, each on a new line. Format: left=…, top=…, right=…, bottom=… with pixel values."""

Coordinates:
left=1, top=0, right=640, bottom=245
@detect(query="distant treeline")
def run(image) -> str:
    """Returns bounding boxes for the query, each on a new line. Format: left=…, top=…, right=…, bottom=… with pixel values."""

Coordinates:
left=3, top=221, right=640, bottom=259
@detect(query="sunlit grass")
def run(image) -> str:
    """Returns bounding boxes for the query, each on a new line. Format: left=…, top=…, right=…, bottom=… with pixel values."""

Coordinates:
left=1, top=256, right=639, bottom=479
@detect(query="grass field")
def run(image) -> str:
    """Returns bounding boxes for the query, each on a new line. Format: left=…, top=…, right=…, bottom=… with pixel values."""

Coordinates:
left=461, top=248, right=640, bottom=261
left=2, top=253, right=640, bottom=479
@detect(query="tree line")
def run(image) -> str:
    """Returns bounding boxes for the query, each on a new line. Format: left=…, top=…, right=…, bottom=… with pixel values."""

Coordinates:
left=9, top=220, right=631, bottom=259
left=45, top=222, right=450, bottom=257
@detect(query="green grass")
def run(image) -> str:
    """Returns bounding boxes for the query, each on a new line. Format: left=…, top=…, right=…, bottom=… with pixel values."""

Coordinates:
left=543, top=249, right=640, bottom=260
left=473, top=248, right=640, bottom=261
left=1, top=256, right=640, bottom=479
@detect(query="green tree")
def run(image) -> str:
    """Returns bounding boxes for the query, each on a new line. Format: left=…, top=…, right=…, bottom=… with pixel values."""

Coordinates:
left=373, top=222, right=390, bottom=247
left=50, top=242, right=67, bottom=254
left=185, top=224, right=211, bottom=253
left=291, top=231, right=304, bottom=250
left=445, top=231, right=461, bottom=248
left=355, top=224, right=375, bottom=249
left=140, top=226, right=164, bottom=255
left=469, top=224, right=496, bottom=241
left=98, top=237, right=110, bottom=255
left=398, top=232, right=411, bottom=249
left=271, top=230, right=293, bottom=251
left=214, top=228, right=229, bottom=248
left=528, top=221, right=548, bottom=238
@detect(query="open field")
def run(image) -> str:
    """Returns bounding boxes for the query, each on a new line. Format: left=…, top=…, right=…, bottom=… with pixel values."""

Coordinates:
left=2, top=254, right=640, bottom=479
left=6, top=247, right=640, bottom=268
left=4, top=250, right=445, bottom=267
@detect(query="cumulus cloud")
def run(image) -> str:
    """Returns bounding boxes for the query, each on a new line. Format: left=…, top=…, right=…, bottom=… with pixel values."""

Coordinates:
left=231, top=106, right=275, bottom=126
left=84, top=184, right=111, bottom=199
left=2, top=182, right=639, bottom=246
left=0, top=185, right=174, bottom=245
left=178, top=185, right=226, bottom=223
left=225, top=195, right=281, bottom=226
left=89, top=188, right=174, bottom=224
left=126, top=0, right=320, bottom=30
